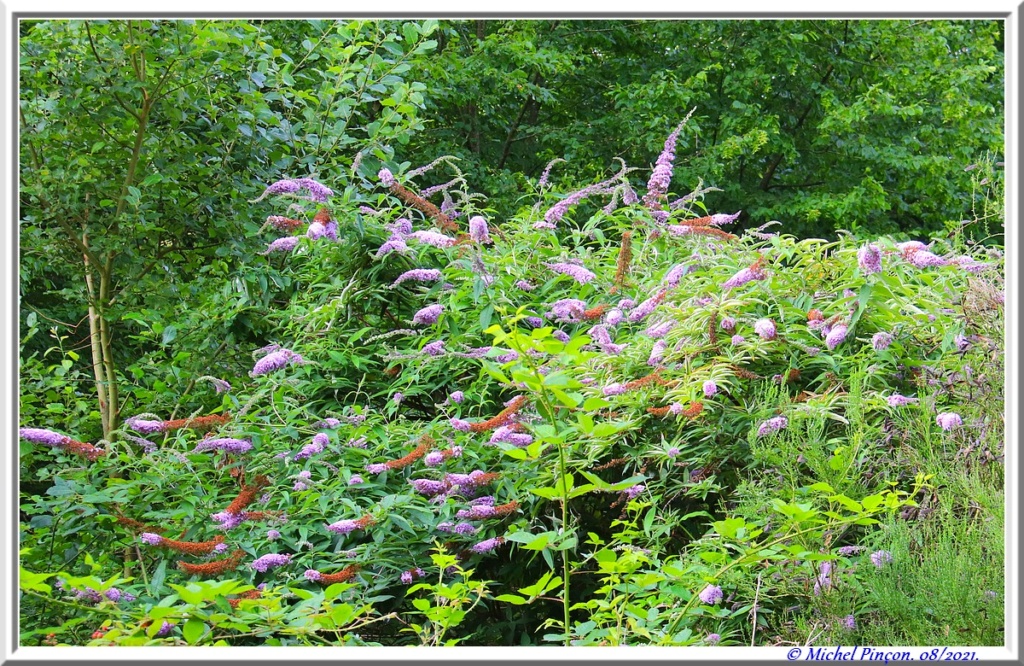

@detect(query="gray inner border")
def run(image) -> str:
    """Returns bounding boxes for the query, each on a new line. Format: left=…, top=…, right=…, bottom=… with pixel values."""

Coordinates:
left=7, top=8, right=1020, bottom=665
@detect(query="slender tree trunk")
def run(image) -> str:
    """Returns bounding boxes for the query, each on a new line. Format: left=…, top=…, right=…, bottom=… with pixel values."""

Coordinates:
left=83, top=253, right=110, bottom=437
left=98, top=265, right=119, bottom=433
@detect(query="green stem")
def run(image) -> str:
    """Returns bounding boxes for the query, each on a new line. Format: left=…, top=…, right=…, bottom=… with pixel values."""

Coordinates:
left=509, top=328, right=572, bottom=645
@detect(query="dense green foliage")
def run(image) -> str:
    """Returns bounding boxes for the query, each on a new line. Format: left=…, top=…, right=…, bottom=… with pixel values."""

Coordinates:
left=409, top=20, right=1003, bottom=237
left=19, top=18, right=1004, bottom=649
left=19, top=18, right=437, bottom=440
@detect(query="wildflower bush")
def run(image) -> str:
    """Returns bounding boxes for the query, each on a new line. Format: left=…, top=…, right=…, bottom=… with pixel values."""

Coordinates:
left=19, top=117, right=1004, bottom=647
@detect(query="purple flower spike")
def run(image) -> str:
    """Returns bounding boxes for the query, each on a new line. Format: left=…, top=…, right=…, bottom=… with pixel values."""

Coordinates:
left=643, top=119, right=687, bottom=209
left=449, top=391, right=465, bottom=404
left=140, top=533, right=163, bottom=546
left=267, top=529, right=281, bottom=541
left=548, top=298, right=588, bottom=323
left=907, top=250, right=947, bottom=268
left=124, top=417, right=167, bottom=435
left=413, top=304, right=444, bottom=326
left=546, top=262, right=596, bottom=285
left=605, top=309, right=624, bottom=326
left=858, top=243, right=883, bottom=275
left=293, top=178, right=333, bottom=202
left=709, top=211, right=741, bottom=226
left=471, top=537, right=504, bottom=554
left=378, top=168, right=396, bottom=187
left=648, top=340, right=667, bottom=366
left=720, top=317, right=736, bottom=331
left=255, top=178, right=332, bottom=203
left=887, top=394, right=918, bottom=407
left=327, top=519, right=364, bottom=535
left=250, top=553, right=291, bottom=573
left=872, top=332, right=893, bottom=351
left=870, top=550, right=893, bottom=568
left=423, top=340, right=446, bottom=356
left=703, top=380, right=718, bottom=398
left=825, top=323, right=848, bottom=350
left=19, top=427, right=71, bottom=447
left=192, top=438, right=253, bottom=454
left=304, top=569, right=323, bottom=582
left=722, top=267, right=764, bottom=290
left=706, top=633, right=721, bottom=645
left=645, top=320, right=675, bottom=339
left=409, top=230, right=457, bottom=248
left=410, top=479, right=449, bottom=497
left=754, top=318, right=777, bottom=341
left=936, top=412, right=963, bottom=431
left=375, top=235, right=409, bottom=258
left=313, top=417, right=341, bottom=430
left=251, top=349, right=303, bottom=377
left=757, top=416, right=788, bottom=437
left=469, top=216, right=492, bottom=244
left=664, top=263, right=691, bottom=287
left=603, top=383, right=627, bottom=397
left=392, top=269, right=443, bottom=287
left=731, top=334, right=745, bottom=345
left=698, top=584, right=724, bottom=605
left=307, top=221, right=327, bottom=240
left=348, top=475, right=364, bottom=485
left=842, top=615, right=857, bottom=630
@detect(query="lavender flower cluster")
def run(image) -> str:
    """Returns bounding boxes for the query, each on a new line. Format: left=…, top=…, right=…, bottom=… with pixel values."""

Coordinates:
left=251, top=348, right=304, bottom=377
left=192, top=438, right=253, bottom=454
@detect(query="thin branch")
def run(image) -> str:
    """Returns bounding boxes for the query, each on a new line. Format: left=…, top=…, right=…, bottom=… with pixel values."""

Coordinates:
left=84, top=21, right=141, bottom=121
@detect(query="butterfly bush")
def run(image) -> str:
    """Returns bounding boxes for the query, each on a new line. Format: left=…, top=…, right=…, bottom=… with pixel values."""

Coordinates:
left=410, top=230, right=457, bottom=248
left=546, top=262, right=596, bottom=285
left=757, top=416, right=788, bottom=437
left=754, top=319, right=777, bottom=341
left=192, top=438, right=253, bottom=454
left=33, top=131, right=1002, bottom=649
left=643, top=118, right=686, bottom=210
left=887, top=394, right=918, bottom=407
left=698, top=585, right=723, bottom=605
left=251, top=553, right=291, bottom=573
left=254, top=177, right=333, bottom=203
left=722, top=266, right=765, bottom=289
left=251, top=349, right=304, bottom=377
left=392, top=268, right=443, bottom=287
left=825, top=323, right=848, bottom=350
left=469, top=216, right=492, bottom=244
left=858, top=243, right=883, bottom=274
left=264, top=236, right=301, bottom=254
left=936, top=412, right=963, bottom=430
left=870, top=550, right=894, bottom=568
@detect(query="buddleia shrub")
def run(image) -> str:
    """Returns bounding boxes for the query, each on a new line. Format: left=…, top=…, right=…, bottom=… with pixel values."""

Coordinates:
left=20, top=117, right=1002, bottom=646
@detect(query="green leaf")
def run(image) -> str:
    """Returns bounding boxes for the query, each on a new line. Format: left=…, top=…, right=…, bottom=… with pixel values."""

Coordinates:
left=183, top=618, right=207, bottom=645
left=495, top=593, right=527, bottom=605
left=19, top=568, right=54, bottom=593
